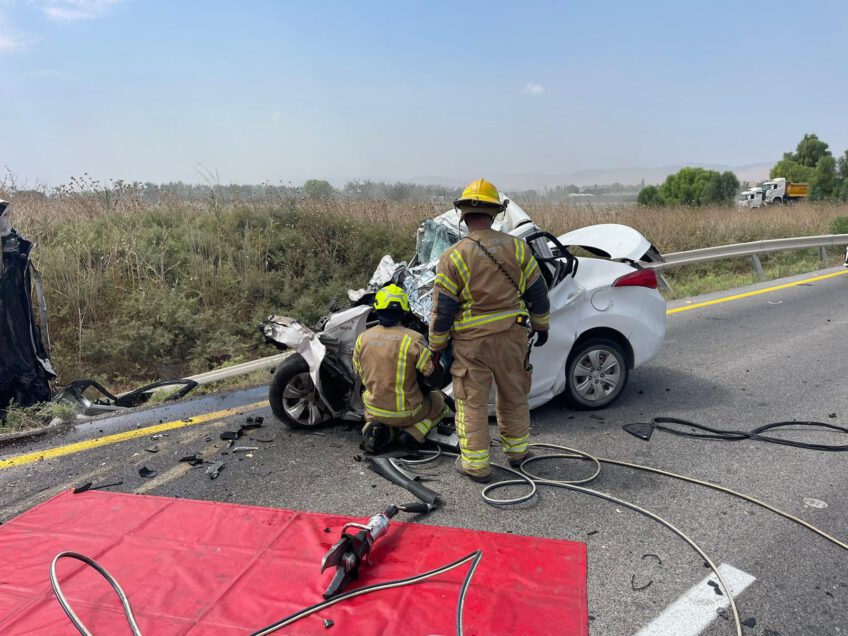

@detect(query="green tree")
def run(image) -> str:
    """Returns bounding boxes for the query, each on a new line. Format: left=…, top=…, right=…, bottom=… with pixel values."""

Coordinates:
left=718, top=171, right=741, bottom=203
left=303, top=179, right=335, bottom=199
left=809, top=155, right=838, bottom=201
left=837, top=150, right=848, bottom=181
left=769, top=158, right=815, bottom=182
left=770, top=133, right=833, bottom=182
left=637, top=185, right=664, bottom=206
left=653, top=167, right=738, bottom=206
left=793, top=133, right=831, bottom=168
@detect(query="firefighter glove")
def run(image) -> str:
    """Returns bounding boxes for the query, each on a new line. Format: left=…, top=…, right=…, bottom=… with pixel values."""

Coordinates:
left=531, top=330, right=548, bottom=348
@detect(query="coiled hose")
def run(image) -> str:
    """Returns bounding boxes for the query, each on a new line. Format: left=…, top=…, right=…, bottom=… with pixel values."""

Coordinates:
left=405, top=441, right=848, bottom=636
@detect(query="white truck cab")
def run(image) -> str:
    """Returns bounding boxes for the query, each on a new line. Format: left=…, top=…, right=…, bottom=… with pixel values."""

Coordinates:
left=737, top=187, right=764, bottom=208
left=761, top=178, right=787, bottom=204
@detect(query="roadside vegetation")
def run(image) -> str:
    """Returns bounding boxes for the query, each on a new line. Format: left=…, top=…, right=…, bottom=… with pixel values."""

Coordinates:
left=2, top=177, right=847, bottom=392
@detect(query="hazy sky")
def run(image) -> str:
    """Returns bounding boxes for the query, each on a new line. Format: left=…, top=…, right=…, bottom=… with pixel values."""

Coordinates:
left=1, top=0, right=847, bottom=187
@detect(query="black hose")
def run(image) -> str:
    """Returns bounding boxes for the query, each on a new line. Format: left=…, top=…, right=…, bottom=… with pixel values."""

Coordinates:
left=647, top=417, right=848, bottom=451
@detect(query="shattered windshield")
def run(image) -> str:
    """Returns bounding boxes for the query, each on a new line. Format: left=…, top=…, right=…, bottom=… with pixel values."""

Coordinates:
left=415, top=219, right=459, bottom=265
left=404, top=220, right=460, bottom=320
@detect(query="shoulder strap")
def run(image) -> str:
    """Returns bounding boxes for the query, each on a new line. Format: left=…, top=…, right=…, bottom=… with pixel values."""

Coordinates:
left=466, top=237, right=523, bottom=298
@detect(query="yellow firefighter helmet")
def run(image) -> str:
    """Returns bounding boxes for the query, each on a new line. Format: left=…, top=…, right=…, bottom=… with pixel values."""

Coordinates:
left=454, top=178, right=504, bottom=216
left=373, top=284, right=410, bottom=313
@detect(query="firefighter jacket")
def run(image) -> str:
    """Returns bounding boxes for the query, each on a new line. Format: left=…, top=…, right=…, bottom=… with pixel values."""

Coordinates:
left=352, top=325, right=437, bottom=421
left=429, top=229, right=550, bottom=352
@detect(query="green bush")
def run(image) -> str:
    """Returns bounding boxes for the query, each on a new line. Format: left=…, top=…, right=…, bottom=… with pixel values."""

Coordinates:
left=830, top=216, right=848, bottom=234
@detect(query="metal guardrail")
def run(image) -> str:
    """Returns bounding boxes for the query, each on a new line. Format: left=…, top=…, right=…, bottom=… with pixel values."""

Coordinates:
left=186, top=353, right=289, bottom=386
left=177, top=233, right=848, bottom=389
left=650, top=233, right=848, bottom=271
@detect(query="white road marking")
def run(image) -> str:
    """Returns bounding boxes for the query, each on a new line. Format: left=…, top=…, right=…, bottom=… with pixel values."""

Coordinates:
left=633, top=563, right=756, bottom=636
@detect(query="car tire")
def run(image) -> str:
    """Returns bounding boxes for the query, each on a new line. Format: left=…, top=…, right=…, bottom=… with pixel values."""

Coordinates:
left=565, top=337, right=629, bottom=410
left=269, top=354, right=333, bottom=428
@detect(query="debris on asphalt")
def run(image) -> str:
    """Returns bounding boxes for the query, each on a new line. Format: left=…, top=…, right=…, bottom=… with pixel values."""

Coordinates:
left=828, top=413, right=837, bottom=419
left=73, top=480, right=124, bottom=494
left=642, top=553, right=662, bottom=565
left=741, top=617, right=757, bottom=628
left=138, top=466, right=157, bottom=478
left=145, top=445, right=159, bottom=453
left=243, top=416, right=264, bottom=428
left=717, top=607, right=730, bottom=620
left=206, top=461, right=224, bottom=479
left=630, top=574, right=652, bottom=591
left=623, top=422, right=654, bottom=441
left=179, top=453, right=204, bottom=466
left=707, top=580, right=723, bottom=595
left=232, top=446, right=259, bottom=453
left=150, top=434, right=166, bottom=440
left=353, top=454, right=362, bottom=462
left=803, top=497, right=828, bottom=509
left=220, top=431, right=241, bottom=441
left=586, top=530, right=598, bottom=536
left=323, top=618, right=334, bottom=629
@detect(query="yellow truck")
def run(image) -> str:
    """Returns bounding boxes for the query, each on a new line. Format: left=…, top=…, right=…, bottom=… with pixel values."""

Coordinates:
left=760, top=177, right=808, bottom=204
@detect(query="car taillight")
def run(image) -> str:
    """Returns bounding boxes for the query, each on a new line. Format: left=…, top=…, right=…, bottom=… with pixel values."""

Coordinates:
left=612, top=268, right=658, bottom=289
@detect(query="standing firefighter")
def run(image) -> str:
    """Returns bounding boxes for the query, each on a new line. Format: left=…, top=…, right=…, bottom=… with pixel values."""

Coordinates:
left=354, top=284, right=449, bottom=453
left=430, top=179, right=550, bottom=482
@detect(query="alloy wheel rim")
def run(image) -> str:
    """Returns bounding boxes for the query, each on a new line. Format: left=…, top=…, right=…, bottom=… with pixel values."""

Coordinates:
left=282, top=372, right=328, bottom=426
left=572, top=348, right=621, bottom=402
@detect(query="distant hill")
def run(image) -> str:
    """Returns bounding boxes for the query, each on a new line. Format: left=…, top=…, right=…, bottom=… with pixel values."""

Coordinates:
left=410, top=162, right=774, bottom=191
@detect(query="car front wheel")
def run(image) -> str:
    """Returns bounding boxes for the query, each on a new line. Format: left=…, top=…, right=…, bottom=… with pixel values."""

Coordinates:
left=565, top=337, right=629, bottom=409
left=269, top=354, right=333, bottom=428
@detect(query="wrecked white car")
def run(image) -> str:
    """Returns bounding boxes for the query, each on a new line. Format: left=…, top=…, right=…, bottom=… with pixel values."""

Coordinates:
left=262, top=199, right=666, bottom=428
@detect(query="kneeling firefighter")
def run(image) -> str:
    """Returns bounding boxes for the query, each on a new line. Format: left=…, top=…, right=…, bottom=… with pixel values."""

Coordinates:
left=429, top=179, right=550, bottom=483
left=353, top=284, right=450, bottom=453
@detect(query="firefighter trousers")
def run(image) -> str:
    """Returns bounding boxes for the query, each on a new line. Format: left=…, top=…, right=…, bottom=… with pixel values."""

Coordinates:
left=452, top=324, right=532, bottom=476
left=364, top=391, right=447, bottom=443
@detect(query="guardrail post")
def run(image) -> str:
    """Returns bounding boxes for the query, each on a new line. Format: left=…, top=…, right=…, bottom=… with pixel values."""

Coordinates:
left=819, top=246, right=828, bottom=267
left=751, top=254, right=765, bottom=282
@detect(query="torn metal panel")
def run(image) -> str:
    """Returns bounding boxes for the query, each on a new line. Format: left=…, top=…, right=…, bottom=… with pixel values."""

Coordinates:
left=348, top=255, right=404, bottom=302
left=262, top=315, right=327, bottom=391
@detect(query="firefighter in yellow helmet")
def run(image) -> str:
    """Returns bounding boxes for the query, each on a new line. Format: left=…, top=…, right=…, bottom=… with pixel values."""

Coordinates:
left=429, top=179, right=550, bottom=482
left=353, top=284, right=449, bottom=453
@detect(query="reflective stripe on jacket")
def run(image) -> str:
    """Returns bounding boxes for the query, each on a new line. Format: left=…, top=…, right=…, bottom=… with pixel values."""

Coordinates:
left=429, top=229, right=550, bottom=350
left=352, top=325, right=435, bottom=420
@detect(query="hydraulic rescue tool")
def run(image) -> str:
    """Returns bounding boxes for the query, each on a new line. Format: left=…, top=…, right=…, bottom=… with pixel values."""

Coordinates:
left=320, top=502, right=434, bottom=598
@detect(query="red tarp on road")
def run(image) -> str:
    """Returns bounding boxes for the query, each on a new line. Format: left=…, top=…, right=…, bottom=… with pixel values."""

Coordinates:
left=0, top=490, right=587, bottom=635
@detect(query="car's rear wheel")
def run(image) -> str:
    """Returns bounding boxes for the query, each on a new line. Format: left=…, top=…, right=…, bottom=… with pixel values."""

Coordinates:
left=565, top=337, right=629, bottom=409
left=269, top=354, right=333, bottom=428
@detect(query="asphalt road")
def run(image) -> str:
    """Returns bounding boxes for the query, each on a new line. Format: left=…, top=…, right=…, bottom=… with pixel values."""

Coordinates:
left=2, top=267, right=847, bottom=635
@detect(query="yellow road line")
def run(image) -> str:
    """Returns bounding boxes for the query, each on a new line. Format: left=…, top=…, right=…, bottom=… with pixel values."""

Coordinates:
left=0, top=401, right=268, bottom=471
left=667, top=269, right=848, bottom=315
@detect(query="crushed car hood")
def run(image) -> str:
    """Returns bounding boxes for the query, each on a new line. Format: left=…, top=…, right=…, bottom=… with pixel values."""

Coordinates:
left=557, top=223, right=663, bottom=263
